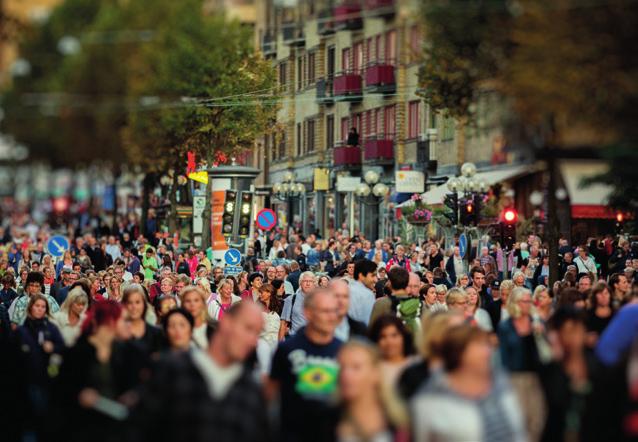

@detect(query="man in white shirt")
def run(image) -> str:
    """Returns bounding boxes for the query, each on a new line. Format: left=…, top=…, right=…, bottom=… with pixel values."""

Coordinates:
left=347, top=259, right=378, bottom=326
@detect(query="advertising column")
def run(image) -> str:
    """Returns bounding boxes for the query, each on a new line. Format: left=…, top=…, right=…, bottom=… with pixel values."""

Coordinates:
left=211, top=178, right=231, bottom=264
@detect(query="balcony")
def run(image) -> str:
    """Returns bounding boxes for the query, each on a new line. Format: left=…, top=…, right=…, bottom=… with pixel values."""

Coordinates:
left=334, top=3, right=363, bottom=31
left=364, top=62, right=395, bottom=94
left=282, top=22, right=305, bottom=47
left=333, top=144, right=362, bottom=168
left=364, top=134, right=394, bottom=164
left=261, top=33, right=276, bottom=56
left=317, top=8, right=335, bottom=36
left=316, top=78, right=334, bottom=105
left=363, top=0, right=395, bottom=18
left=333, top=71, right=362, bottom=102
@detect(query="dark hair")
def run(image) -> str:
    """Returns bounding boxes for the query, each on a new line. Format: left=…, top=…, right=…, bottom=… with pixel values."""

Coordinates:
left=368, top=314, right=414, bottom=357
left=589, top=282, right=611, bottom=310
left=27, top=294, right=50, bottom=318
left=470, top=267, right=485, bottom=280
left=388, top=267, right=409, bottom=291
left=557, top=287, right=586, bottom=308
left=440, top=324, right=489, bottom=371
left=354, top=259, right=377, bottom=281
left=608, top=273, right=623, bottom=290
left=25, top=271, right=45, bottom=288
left=134, top=271, right=145, bottom=282
left=547, top=306, right=586, bottom=331
left=249, top=272, right=263, bottom=286
left=162, top=307, right=195, bottom=334
left=259, top=283, right=281, bottom=313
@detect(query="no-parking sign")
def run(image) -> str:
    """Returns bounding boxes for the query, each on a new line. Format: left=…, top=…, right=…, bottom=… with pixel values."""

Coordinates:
left=255, top=208, right=277, bottom=231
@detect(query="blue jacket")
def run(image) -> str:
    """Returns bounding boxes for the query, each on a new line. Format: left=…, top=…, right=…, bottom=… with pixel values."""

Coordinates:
left=497, top=317, right=540, bottom=372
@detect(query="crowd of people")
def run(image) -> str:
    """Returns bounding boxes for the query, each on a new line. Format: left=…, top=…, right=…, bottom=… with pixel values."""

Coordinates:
left=1, top=217, right=638, bottom=442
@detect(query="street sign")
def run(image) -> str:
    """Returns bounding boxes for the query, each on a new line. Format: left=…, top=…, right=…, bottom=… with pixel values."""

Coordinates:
left=223, top=248, right=242, bottom=266
left=459, top=233, right=468, bottom=259
left=46, top=235, right=69, bottom=258
left=336, top=176, right=361, bottom=192
left=192, top=195, right=206, bottom=236
left=396, top=171, right=425, bottom=193
left=223, top=265, right=243, bottom=276
left=256, top=208, right=277, bottom=231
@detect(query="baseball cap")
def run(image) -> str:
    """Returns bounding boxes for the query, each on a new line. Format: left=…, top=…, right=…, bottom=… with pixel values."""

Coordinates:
left=491, top=280, right=501, bottom=289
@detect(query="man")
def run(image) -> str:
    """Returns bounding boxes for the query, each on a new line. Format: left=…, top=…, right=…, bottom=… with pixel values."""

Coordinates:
left=105, top=236, right=121, bottom=261
left=406, top=272, right=422, bottom=298
left=609, top=273, right=629, bottom=307
left=197, top=250, right=212, bottom=273
left=0, top=274, right=17, bottom=310
left=369, top=267, right=417, bottom=328
left=445, top=246, right=465, bottom=285
left=348, top=259, right=378, bottom=325
left=287, top=261, right=301, bottom=292
left=55, top=270, right=80, bottom=304
left=131, top=302, right=268, bottom=442
left=265, top=266, right=277, bottom=285
left=123, top=248, right=141, bottom=275
left=578, top=274, right=592, bottom=294
left=275, top=265, right=295, bottom=297
left=9, top=271, right=60, bottom=326
left=366, top=239, right=388, bottom=263
left=574, top=246, right=598, bottom=279
left=149, top=267, right=173, bottom=301
left=470, top=267, right=491, bottom=308
left=332, top=279, right=367, bottom=341
left=210, top=266, right=224, bottom=293
left=114, top=262, right=133, bottom=283
left=279, top=271, right=316, bottom=339
left=269, top=287, right=341, bottom=442
left=374, top=267, right=388, bottom=298
left=479, top=246, right=497, bottom=271
left=343, top=261, right=355, bottom=283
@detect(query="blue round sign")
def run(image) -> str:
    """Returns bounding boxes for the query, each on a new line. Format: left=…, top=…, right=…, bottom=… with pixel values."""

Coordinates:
left=224, top=248, right=242, bottom=266
left=46, top=235, right=70, bottom=258
left=256, top=208, right=277, bottom=231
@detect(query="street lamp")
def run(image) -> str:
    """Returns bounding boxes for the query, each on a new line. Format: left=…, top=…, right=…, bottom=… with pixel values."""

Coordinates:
left=273, top=171, right=306, bottom=233
left=354, top=170, right=390, bottom=239
left=445, top=162, right=489, bottom=227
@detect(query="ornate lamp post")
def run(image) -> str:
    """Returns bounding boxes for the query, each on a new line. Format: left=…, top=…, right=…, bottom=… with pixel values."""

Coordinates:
left=354, top=170, right=390, bottom=239
left=272, top=171, right=306, bottom=233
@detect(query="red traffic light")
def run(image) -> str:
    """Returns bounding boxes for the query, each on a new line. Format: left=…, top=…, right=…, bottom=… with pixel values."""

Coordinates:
left=502, top=208, right=518, bottom=224
left=466, top=203, right=474, bottom=213
left=616, top=212, right=624, bottom=223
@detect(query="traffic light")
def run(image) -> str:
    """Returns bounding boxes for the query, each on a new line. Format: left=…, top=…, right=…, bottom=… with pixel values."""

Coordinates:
left=500, top=208, right=518, bottom=249
left=222, top=191, right=237, bottom=237
left=443, top=193, right=458, bottom=225
left=616, top=212, right=624, bottom=234
left=238, top=192, right=253, bottom=238
left=460, top=198, right=476, bottom=226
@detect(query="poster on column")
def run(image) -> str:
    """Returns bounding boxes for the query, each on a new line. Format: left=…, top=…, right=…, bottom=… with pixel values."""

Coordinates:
left=211, top=178, right=231, bottom=255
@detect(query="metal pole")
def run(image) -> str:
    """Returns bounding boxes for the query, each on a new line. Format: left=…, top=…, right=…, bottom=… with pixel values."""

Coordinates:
left=349, top=192, right=355, bottom=238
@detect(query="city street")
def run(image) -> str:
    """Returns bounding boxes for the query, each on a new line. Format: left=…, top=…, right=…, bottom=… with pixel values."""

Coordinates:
left=0, top=0, right=637, bottom=441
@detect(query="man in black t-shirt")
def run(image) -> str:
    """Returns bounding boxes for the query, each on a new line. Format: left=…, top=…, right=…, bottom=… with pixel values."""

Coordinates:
left=268, top=287, right=342, bottom=442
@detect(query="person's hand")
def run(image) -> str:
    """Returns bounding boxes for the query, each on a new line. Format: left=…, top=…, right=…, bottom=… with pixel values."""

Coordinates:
left=78, top=388, right=99, bottom=409
left=42, top=340, right=54, bottom=353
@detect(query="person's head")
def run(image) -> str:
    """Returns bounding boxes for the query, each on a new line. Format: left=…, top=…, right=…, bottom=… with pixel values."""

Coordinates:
left=470, top=268, right=485, bottom=289
left=512, top=271, right=526, bottom=287
left=420, top=284, right=437, bottom=305
left=354, top=259, right=378, bottom=290
left=445, top=288, right=468, bottom=313
left=369, top=314, right=414, bottom=361
left=434, top=284, right=447, bottom=304
left=465, top=286, right=480, bottom=313
left=395, top=245, right=405, bottom=259
left=387, top=267, right=409, bottom=293
left=407, top=272, right=422, bottom=297
left=2, top=273, right=15, bottom=289
left=133, top=272, right=144, bottom=284
left=558, top=287, right=587, bottom=309
left=338, top=339, right=382, bottom=402
left=346, top=262, right=355, bottom=278
left=275, top=265, right=287, bottom=280
left=249, top=272, right=264, bottom=290
left=212, top=266, right=224, bottom=281
left=179, top=286, right=208, bottom=323
left=499, top=279, right=514, bottom=303
left=27, top=294, right=50, bottom=320
left=61, top=286, right=88, bottom=317
left=578, top=246, right=589, bottom=258
left=533, top=285, right=552, bottom=310
left=424, top=271, right=434, bottom=284
left=547, top=307, right=587, bottom=354
left=609, top=273, right=629, bottom=296
left=507, top=287, right=533, bottom=318
left=162, top=308, right=194, bottom=351
left=212, top=302, right=264, bottom=364
left=318, top=275, right=330, bottom=287
left=155, top=294, right=178, bottom=318
left=304, top=287, right=339, bottom=336
left=258, top=283, right=280, bottom=312
left=81, top=300, right=124, bottom=338
left=215, top=278, right=234, bottom=298
left=299, top=271, right=317, bottom=294
left=160, top=276, right=174, bottom=294
left=265, top=266, right=276, bottom=281
left=122, top=284, right=149, bottom=322
left=456, top=273, right=469, bottom=288
left=440, top=324, right=492, bottom=374
left=419, top=312, right=465, bottom=362
left=589, top=282, right=611, bottom=310
left=578, top=274, right=592, bottom=293
left=25, top=271, right=44, bottom=296
left=329, top=279, right=350, bottom=320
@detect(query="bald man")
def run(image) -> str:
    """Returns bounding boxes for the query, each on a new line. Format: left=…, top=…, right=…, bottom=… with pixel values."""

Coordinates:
left=330, top=279, right=367, bottom=341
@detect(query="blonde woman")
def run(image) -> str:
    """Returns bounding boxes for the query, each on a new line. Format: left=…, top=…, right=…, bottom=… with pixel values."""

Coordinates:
left=455, top=273, right=469, bottom=288
left=106, top=276, right=123, bottom=302
left=512, top=271, right=526, bottom=288
left=336, top=340, right=408, bottom=442
left=491, top=279, right=514, bottom=327
left=51, top=286, right=88, bottom=346
left=465, top=286, right=493, bottom=332
left=207, top=278, right=241, bottom=321
left=179, top=286, right=211, bottom=349
left=533, top=285, right=553, bottom=322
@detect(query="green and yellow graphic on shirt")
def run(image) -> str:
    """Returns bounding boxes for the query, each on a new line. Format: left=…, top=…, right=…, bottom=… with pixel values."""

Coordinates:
left=296, top=364, right=338, bottom=395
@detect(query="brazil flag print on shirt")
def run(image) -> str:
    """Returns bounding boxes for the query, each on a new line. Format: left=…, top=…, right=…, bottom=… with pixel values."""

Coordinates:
left=288, top=348, right=339, bottom=398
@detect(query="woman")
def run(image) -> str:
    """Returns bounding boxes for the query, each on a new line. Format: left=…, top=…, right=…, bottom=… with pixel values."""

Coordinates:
left=412, top=324, right=526, bottom=442
left=369, top=315, right=415, bottom=389
left=43, top=266, right=55, bottom=296
left=122, top=284, right=165, bottom=356
left=106, top=276, right=123, bottom=302
left=207, top=278, right=241, bottom=321
left=533, top=285, right=554, bottom=322
left=434, top=284, right=448, bottom=310
left=55, top=250, right=74, bottom=277
left=455, top=273, right=469, bottom=288
left=237, top=271, right=249, bottom=293
left=17, top=294, right=65, bottom=438
left=386, top=245, right=411, bottom=272
left=465, top=286, right=493, bottom=331
left=88, top=276, right=105, bottom=302
left=318, top=275, right=331, bottom=288
left=53, top=301, right=131, bottom=442
left=41, top=254, right=55, bottom=277
left=333, top=340, right=408, bottom=442
left=77, top=248, right=92, bottom=272
left=513, top=271, right=526, bottom=288
left=154, top=294, right=178, bottom=324
left=256, top=283, right=282, bottom=375
left=195, top=277, right=213, bottom=300
left=52, top=286, right=88, bottom=346
left=445, top=288, right=468, bottom=314
left=498, top=287, right=548, bottom=441
left=161, top=308, right=194, bottom=351
left=420, top=284, right=439, bottom=312
left=585, top=282, right=614, bottom=339
left=180, top=286, right=211, bottom=349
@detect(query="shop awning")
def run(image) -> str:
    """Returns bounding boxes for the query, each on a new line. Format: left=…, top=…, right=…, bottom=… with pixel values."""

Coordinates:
left=419, top=165, right=531, bottom=205
left=559, top=160, right=614, bottom=219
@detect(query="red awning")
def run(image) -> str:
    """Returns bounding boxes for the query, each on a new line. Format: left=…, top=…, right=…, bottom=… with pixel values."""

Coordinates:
left=571, top=204, right=616, bottom=220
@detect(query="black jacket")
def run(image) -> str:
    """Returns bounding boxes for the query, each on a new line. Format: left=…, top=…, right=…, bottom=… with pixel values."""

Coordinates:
left=347, top=316, right=367, bottom=339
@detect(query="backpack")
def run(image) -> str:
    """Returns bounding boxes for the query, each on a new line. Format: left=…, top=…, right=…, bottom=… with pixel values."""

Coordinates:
left=389, top=295, right=422, bottom=334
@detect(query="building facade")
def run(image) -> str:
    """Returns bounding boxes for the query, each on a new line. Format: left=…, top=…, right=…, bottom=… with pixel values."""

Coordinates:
left=254, top=0, right=514, bottom=239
